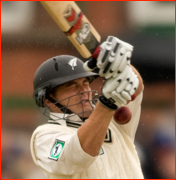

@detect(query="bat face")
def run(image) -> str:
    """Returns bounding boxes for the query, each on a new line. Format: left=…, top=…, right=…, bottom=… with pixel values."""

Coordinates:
left=64, top=6, right=89, bottom=43
left=40, top=1, right=101, bottom=58
left=64, top=5, right=78, bottom=27
left=65, top=7, right=89, bottom=44
left=64, top=5, right=100, bottom=56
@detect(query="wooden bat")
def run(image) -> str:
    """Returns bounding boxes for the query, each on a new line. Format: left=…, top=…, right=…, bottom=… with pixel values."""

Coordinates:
left=40, top=1, right=101, bottom=58
left=40, top=1, right=132, bottom=124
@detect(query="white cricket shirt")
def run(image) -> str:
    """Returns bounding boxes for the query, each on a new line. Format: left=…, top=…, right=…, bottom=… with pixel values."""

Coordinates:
left=30, top=91, right=144, bottom=179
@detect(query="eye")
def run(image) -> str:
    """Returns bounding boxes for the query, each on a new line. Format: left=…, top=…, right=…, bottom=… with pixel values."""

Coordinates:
left=69, top=84, right=77, bottom=89
left=83, top=81, right=90, bottom=86
left=65, top=84, right=77, bottom=90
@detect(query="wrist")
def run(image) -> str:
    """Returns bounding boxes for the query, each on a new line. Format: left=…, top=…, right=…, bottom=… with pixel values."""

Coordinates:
left=99, top=95, right=117, bottom=110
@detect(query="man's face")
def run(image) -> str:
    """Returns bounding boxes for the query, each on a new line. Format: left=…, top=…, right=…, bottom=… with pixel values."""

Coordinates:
left=51, top=77, right=94, bottom=118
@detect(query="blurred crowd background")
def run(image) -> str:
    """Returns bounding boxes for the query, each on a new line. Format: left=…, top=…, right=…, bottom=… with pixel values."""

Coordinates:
left=1, top=1, right=175, bottom=179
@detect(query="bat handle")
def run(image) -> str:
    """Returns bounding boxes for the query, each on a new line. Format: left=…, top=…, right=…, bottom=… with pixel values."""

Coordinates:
left=83, top=46, right=100, bottom=72
left=92, top=46, right=101, bottom=60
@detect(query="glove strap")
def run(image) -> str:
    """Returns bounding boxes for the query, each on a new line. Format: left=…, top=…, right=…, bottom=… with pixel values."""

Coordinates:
left=99, top=95, right=117, bottom=110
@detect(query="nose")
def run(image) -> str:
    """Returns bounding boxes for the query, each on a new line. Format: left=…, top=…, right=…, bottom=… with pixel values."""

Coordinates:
left=79, top=85, right=89, bottom=97
left=79, top=84, right=88, bottom=92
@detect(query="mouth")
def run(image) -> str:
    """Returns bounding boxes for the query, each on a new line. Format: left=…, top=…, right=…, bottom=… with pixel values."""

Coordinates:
left=78, top=99, right=93, bottom=106
left=80, top=99, right=89, bottom=104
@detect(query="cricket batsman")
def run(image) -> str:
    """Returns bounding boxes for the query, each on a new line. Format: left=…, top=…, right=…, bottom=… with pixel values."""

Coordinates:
left=30, top=36, right=144, bottom=179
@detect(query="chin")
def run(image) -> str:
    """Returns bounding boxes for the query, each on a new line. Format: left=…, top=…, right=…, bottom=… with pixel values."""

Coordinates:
left=74, top=105, right=94, bottom=118
left=79, top=111, right=92, bottom=118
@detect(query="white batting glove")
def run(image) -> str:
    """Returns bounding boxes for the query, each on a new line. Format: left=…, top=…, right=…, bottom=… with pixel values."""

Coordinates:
left=99, top=65, right=139, bottom=108
left=83, top=36, right=133, bottom=78
left=97, top=36, right=133, bottom=79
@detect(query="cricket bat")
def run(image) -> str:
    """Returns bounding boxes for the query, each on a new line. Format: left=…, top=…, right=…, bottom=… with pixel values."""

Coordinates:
left=40, top=1, right=132, bottom=124
left=40, top=1, right=100, bottom=59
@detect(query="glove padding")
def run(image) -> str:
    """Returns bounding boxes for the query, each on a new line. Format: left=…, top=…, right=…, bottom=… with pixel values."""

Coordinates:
left=97, top=36, right=133, bottom=79
left=83, top=36, right=133, bottom=79
left=100, top=65, right=139, bottom=108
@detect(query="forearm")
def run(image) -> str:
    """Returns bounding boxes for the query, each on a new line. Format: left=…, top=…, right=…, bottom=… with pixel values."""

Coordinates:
left=77, top=66, right=143, bottom=157
left=77, top=101, right=114, bottom=157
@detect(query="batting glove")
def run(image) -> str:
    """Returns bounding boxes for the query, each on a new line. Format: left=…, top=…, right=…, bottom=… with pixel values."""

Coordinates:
left=83, top=36, right=133, bottom=80
left=99, top=65, right=139, bottom=109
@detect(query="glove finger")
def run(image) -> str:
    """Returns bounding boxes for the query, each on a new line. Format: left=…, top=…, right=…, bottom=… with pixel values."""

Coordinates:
left=102, top=90, right=111, bottom=100
left=126, top=52, right=131, bottom=65
left=103, top=60, right=115, bottom=79
left=97, top=36, right=116, bottom=68
left=111, top=91, right=127, bottom=105
left=111, top=47, right=126, bottom=73
left=97, top=42, right=109, bottom=69
left=103, top=78, right=120, bottom=93
left=116, top=66, right=133, bottom=93
left=116, top=79, right=129, bottom=93
left=121, top=91, right=131, bottom=101
left=98, top=38, right=118, bottom=77
left=124, top=68, right=135, bottom=91
left=99, top=58, right=114, bottom=78
left=113, top=37, right=133, bottom=51
left=113, top=65, right=130, bottom=84
left=102, top=57, right=130, bottom=92
left=103, top=42, right=120, bottom=79
left=125, top=83, right=132, bottom=92
left=129, top=75, right=139, bottom=95
left=99, top=68, right=108, bottom=78
left=118, top=51, right=132, bottom=72
left=122, top=41, right=134, bottom=52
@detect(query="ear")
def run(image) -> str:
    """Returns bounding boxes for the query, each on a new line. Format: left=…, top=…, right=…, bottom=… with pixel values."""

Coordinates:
left=43, top=98, right=58, bottom=111
left=43, top=98, right=62, bottom=113
left=43, top=98, right=53, bottom=107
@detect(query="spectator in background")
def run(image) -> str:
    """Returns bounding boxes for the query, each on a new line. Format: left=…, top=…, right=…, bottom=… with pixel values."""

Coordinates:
left=142, top=130, right=175, bottom=179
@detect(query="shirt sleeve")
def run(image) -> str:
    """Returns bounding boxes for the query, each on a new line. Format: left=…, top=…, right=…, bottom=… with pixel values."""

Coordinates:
left=112, top=87, right=144, bottom=142
left=31, top=125, right=97, bottom=176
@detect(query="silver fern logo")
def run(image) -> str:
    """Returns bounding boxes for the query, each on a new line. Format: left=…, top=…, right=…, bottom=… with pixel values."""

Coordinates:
left=68, top=58, right=77, bottom=70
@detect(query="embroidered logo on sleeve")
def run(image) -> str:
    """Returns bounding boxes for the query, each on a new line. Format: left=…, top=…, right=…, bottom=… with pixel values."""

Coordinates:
left=49, top=140, right=65, bottom=161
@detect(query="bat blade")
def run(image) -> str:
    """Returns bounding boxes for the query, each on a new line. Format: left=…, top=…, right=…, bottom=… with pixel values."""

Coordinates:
left=40, top=1, right=101, bottom=58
